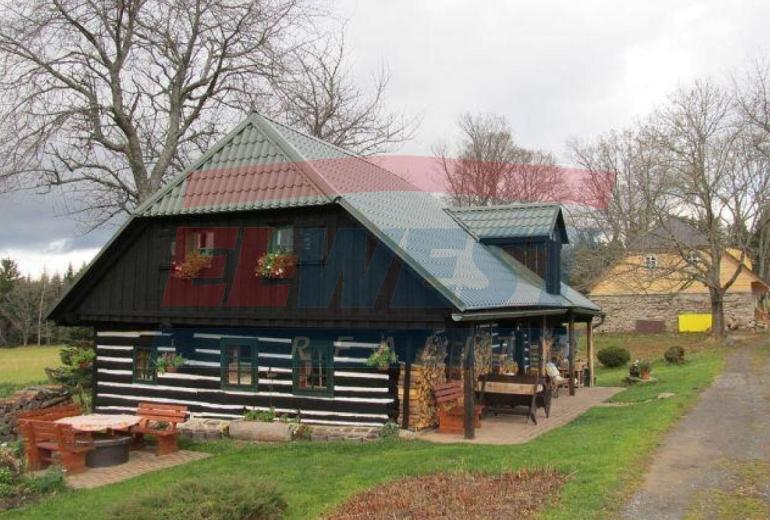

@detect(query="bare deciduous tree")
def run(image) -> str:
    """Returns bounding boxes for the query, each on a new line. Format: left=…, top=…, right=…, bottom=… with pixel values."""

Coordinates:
left=271, top=33, right=420, bottom=156
left=569, top=126, right=669, bottom=248
left=735, top=60, right=770, bottom=283
left=0, top=1, right=416, bottom=226
left=0, top=0, right=312, bottom=225
left=436, top=113, right=566, bottom=207
left=644, top=81, right=770, bottom=336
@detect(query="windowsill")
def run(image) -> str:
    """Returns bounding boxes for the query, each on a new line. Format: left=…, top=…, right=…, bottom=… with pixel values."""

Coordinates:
left=292, top=387, right=334, bottom=397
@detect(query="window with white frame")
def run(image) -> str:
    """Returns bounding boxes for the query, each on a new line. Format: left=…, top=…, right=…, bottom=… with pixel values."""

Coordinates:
left=644, top=255, right=658, bottom=270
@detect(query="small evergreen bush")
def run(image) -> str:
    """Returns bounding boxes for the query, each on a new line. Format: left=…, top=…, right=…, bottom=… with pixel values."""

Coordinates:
left=106, top=476, right=286, bottom=520
left=597, top=346, right=630, bottom=368
left=664, top=346, right=686, bottom=364
left=379, top=421, right=400, bottom=439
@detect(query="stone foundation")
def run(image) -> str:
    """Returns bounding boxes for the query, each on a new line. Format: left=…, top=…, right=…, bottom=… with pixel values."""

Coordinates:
left=0, top=385, right=72, bottom=441
left=309, top=425, right=381, bottom=441
left=591, top=292, right=756, bottom=333
left=177, top=418, right=230, bottom=441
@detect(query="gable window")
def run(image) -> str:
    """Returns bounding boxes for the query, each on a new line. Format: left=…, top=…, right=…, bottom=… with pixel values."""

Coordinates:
left=644, top=255, right=658, bottom=270
left=187, top=230, right=215, bottom=257
left=269, top=226, right=293, bottom=253
left=686, top=251, right=700, bottom=265
left=292, top=338, right=333, bottom=395
left=133, top=346, right=157, bottom=384
left=221, top=338, right=258, bottom=388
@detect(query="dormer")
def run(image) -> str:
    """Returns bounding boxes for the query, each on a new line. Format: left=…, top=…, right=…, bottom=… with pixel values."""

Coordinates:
left=447, top=204, right=568, bottom=295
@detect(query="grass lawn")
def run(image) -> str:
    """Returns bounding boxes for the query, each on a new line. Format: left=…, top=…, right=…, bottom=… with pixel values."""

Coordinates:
left=3, top=333, right=729, bottom=519
left=0, top=345, right=62, bottom=397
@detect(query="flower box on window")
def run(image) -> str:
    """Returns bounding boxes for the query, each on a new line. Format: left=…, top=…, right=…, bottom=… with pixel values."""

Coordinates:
left=255, top=252, right=298, bottom=279
left=173, top=251, right=213, bottom=279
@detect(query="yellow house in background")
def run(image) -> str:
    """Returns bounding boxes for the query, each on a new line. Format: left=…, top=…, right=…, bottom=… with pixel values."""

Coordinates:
left=589, top=218, right=768, bottom=333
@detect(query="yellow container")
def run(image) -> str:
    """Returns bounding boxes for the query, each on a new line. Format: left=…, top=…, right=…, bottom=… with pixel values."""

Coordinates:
left=678, top=313, right=712, bottom=333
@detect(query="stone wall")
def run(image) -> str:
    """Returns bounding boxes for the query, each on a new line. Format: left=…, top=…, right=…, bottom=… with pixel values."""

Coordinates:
left=592, top=292, right=756, bottom=333
left=0, top=385, right=73, bottom=441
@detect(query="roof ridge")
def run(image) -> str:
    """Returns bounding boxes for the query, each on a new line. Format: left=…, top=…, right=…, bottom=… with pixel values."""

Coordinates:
left=134, top=117, right=263, bottom=216
left=254, top=112, right=421, bottom=192
left=448, top=202, right=561, bottom=212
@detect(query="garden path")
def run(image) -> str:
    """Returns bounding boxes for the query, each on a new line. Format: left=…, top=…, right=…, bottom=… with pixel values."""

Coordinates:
left=622, top=343, right=770, bottom=519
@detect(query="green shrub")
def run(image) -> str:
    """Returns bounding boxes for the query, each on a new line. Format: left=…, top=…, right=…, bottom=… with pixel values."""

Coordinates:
left=379, top=421, right=400, bottom=439
left=244, top=408, right=276, bottom=422
left=597, top=346, right=631, bottom=368
left=291, top=423, right=313, bottom=441
left=105, top=475, right=286, bottom=520
left=664, top=346, right=686, bottom=364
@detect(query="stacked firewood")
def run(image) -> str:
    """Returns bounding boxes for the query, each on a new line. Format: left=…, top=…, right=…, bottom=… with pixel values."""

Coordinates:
left=397, top=334, right=447, bottom=430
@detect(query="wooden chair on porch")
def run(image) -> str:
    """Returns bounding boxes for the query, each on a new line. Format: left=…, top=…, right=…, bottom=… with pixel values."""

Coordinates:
left=433, top=380, right=484, bottom=434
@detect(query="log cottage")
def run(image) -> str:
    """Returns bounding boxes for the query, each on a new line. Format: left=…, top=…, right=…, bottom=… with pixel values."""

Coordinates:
left=49, top=113, right=601, bottom=438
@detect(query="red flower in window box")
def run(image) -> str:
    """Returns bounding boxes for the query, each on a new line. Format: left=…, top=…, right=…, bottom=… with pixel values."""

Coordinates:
left=173, top=252, right=213, bottom=279
left=256, top=252, right=298, bottom=279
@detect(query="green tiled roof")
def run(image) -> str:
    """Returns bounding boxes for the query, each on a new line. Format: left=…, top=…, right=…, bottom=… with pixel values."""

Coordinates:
left=446, top=204, right=568, bottom=243
left=99, top=113, right=597, bottom=314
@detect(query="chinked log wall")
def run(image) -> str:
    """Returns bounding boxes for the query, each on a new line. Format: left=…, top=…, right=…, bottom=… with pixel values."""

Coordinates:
left=94, top=330, right=398, bottom=427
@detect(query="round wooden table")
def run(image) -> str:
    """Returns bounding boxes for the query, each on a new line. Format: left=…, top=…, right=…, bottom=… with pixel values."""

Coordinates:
left=56, top=414, right=141, bottom=432
left=56, top=414, right=141, bottom=468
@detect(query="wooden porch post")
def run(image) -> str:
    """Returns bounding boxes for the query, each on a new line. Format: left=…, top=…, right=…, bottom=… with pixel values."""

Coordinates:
left=401, top=336, right=413, bottom=429
left=586, top=319, right=595, bottom=388
left=540, top=315, right=547, bottom=376
left=463, top=326, right=476, bottom=440
left=568, top=313, right=576, bottom=396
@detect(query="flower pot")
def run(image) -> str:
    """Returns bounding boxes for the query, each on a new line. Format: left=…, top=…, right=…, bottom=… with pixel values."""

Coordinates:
left=166, top=366, right=178, bottom=373
left=641, top=371, right=651, bottom=380
left=228, top=420, right=292, bottom=442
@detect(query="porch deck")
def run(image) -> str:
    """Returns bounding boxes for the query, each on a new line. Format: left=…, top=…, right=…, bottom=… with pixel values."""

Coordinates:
left=417, top=386, right=623, bottom=445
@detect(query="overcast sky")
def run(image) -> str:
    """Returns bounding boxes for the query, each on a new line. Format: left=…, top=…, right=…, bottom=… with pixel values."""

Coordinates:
left=2, top=0, right=770, bottom=276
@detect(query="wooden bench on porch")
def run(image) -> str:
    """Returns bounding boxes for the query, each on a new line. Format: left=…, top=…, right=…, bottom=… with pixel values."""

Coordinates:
left=478, top=374, right=552, bottom=424
left=130, top=402, right=188, bottom=455
left=18, top=420, right=94, bottom=474
left=434, top=380, right=484, bottom=434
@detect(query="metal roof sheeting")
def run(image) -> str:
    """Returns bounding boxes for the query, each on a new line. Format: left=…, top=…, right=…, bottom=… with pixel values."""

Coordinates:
left=133, top=112, right=599, bottom=313
left=446, top=204, right=566, bottom=242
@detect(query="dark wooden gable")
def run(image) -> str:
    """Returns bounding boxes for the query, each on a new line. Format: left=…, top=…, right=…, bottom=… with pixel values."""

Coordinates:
left=50, top=205, right=453, bottom=328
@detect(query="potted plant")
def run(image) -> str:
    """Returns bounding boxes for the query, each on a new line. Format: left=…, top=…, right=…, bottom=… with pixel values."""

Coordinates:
left=173, top=252, right=212, bottom=279
left=366, top=342, right=398, bottom=371
left=255, top=251, right=298, bottom=279
left=229, top=407, right=292, bottom=442
left=156, top=353, right=186, bottom=374
left=629, top=360, right=641, bottom=378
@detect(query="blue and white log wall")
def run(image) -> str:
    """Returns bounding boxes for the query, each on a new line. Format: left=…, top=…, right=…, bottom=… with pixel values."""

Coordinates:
left=94, top=330, right=398, bottom=427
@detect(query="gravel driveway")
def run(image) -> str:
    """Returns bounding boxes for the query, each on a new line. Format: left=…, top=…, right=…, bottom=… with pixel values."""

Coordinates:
left=623, top=343, right=770, bottom=519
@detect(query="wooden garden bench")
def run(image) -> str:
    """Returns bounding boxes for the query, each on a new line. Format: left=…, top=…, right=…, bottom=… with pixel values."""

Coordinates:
left=478, top=374, right=551, bottom=424
left=130, top=402, right=188, bottom=455
left=17, top=403, right=82, bottom=423
left=18, top=420, right=93, bottom=474
left=433, top=380, right=483, bottom=434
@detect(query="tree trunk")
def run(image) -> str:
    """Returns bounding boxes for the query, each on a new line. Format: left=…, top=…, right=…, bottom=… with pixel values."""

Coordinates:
left=710, top=288, right=725, bottom=338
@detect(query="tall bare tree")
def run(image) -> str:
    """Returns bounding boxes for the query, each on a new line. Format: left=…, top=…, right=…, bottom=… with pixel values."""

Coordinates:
left=569, top=126, right=669, bottom=248
left=646, top=80, right=770, bottom=336
left=272, top=33, right=420, bottom=156
left=0, top=1, right=416, bottom=226
left=735, top=60, right=770, bottom=283
left=436, top=113, right=566, bottom=207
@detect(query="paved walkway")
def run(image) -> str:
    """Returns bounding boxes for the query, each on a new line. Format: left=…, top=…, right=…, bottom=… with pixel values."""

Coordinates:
left=418, top=386, right=622, bottom=445
left=623, top=346, right=770, bottom=519
left=66, top=449, right=210, bottom=489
